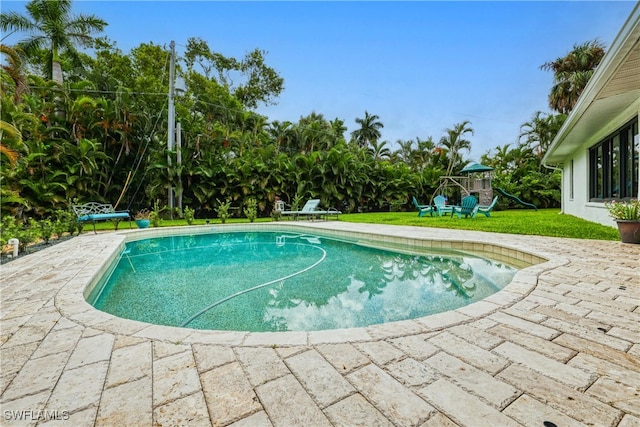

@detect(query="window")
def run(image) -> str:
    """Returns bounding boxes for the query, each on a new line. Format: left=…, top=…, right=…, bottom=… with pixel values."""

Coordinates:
left=569, top=159, right=574, bottom=200
left=589, top=118, right=638, bottom=201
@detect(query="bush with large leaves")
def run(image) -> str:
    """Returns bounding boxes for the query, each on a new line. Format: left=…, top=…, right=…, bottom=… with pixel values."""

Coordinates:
left=1, top=1, right=569, bottom=223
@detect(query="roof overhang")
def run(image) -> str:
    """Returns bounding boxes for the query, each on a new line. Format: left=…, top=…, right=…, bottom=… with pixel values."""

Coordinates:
left=543, top=3, right=640, bottom=165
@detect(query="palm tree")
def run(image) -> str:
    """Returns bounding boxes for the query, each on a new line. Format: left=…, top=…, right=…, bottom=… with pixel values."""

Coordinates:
left=481, top=143, right=512, bottom=173
left=0, top=120, right=22, bottom=167
left=395, top=139, right=414, bottom=164
left=540, top=39, right=606, bottom=114
left=413, top=136, right=436, bottom=171
left=1, top=44, right=29, bottom=103
left=439, top=121, right=474, bottom=176
left=351, top=111, right=384, bottom=148
left=329, top=118, right=347, bottom=142
left=519, top=111, right=566, bottom=156
left=368, top=140, right=391, bottom=160
left=267, top=120, right=293, bottom=153
left=302, top=120, right=330, bottom=153
left=1, top=0, right=106, bottom=84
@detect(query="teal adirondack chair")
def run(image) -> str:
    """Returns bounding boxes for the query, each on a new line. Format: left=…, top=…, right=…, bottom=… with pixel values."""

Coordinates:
left=452, top=195, right=478, bottom=219
left=412, top=196, right=434, bottom=217
left=474, top=196, right=498, bottom=218
left=434, top=195, right=453, bottom=217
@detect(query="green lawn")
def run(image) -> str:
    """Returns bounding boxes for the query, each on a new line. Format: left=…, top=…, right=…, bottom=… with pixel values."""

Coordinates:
left=340, top=209, right=619, bottom=240
left=92, top=208, right=619, bottom=241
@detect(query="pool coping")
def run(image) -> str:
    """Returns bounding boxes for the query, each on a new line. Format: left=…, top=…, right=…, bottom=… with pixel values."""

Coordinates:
left=58, top=222, right=565, bottom=347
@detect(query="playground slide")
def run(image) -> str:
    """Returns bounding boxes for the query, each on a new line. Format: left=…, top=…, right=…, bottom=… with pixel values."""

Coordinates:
left=495, top=188, right=537, bottom=210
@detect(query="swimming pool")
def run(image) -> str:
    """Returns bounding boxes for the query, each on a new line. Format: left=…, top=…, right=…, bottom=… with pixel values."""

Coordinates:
left=88, top=230, right=520, bottom=332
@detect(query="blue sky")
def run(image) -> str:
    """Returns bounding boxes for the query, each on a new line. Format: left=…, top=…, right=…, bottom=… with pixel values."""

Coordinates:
left=2, top=1, right=636, bottom=160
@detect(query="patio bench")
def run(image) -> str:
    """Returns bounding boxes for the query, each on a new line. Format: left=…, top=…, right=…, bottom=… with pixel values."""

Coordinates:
left=72, top=202, right=131, bottom=234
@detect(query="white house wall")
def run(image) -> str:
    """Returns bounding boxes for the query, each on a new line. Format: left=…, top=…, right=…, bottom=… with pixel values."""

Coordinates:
left=561, top=99, right=640, bottom=227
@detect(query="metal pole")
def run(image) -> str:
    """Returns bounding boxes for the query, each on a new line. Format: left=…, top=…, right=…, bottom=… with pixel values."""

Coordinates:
left=167, top=41, right=175, bottom=219
left=176, top=121, right=182, bottom=211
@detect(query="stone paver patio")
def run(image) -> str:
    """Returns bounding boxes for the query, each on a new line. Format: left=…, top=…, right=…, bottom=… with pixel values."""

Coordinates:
left=1, top=222, right=639, bottom=426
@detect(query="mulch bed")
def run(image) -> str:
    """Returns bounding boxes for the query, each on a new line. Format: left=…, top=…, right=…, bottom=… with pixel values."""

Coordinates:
left=1, top=235, right=76, bottom=265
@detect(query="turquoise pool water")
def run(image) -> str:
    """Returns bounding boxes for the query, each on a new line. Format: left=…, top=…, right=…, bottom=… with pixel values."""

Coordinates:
left=90, top=231, right=518, bottom=332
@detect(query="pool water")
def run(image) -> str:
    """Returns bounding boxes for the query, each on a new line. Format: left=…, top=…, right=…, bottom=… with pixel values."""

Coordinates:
left=90, top=231, right=517, bottom=332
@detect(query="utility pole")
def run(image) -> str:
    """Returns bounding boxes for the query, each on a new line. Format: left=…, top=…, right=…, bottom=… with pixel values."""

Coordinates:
left=167, top=41, right=176, bottom=219
left=176, top=122, right=182, bottom=211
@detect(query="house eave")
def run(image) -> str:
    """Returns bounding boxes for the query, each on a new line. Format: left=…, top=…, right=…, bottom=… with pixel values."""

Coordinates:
left=543, top=3, right=640, bottom=166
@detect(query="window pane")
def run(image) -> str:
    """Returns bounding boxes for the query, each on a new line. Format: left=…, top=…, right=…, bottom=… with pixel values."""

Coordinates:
left=589, top=148, right=597, bottom=199
left=612, top=135, right=620, bottom=198
left=570, top=159, right=574, bottom=200
left=588, top=118, right=638, bottom=201
left=634, top=126, right=639, bottom=197
left=597, top=145, right=603, bottom=199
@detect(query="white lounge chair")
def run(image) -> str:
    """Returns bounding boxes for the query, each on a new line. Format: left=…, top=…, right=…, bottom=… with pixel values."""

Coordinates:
left=281, top=199, right=318, bottom=220
left=281, top=199, right=341, bottom=220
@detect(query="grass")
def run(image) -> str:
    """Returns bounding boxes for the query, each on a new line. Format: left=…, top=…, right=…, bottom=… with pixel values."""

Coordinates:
left=91, top=208, right=620, bottom=241
left=340, top=209, right=619, bottom=240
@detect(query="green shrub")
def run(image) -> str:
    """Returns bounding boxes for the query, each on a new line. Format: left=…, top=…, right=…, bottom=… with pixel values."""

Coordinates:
left=0, top=216, right=20, bottom=247
left=18, top=219, right=39, bottom=251
left=389, top=198, right=405, bottom=212
left=0, top=217, right=37, bottom=253
left=291, top=195, right=304, bottom=212
left=184, top=206, right=195, bottom=225
left=216, top=199, right=231, bottom=224
left=53, top=209, right=76, bottom=238
left=150, top=200, right=164, bottom=227
left=244, top=198, right=257, bottom=223
left=38, top=219, right=54, bottom=244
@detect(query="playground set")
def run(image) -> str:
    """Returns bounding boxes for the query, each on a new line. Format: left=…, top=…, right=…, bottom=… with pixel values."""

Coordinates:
left=430, top=163, right=537, bottom=210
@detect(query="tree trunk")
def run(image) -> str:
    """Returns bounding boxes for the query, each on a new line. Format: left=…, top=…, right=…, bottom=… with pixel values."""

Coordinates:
left=52, top=61, right=63, bottom=84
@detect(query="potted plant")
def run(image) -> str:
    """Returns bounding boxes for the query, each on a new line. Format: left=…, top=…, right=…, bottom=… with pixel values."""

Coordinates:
left=605, top=199, right=640, bottom=244
left=134, top=209, right=151, bottom=229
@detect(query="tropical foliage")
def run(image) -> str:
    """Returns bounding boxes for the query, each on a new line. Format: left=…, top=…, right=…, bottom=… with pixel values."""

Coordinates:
left=481, top=111, right=566, bottom=209
left=2, top=0, right=598, bottom=235
left=1, top=0, right=106, bottom=84
left=540, top=39, right=606, bottom=114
